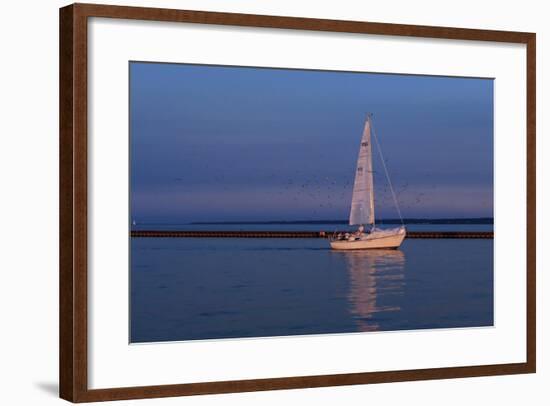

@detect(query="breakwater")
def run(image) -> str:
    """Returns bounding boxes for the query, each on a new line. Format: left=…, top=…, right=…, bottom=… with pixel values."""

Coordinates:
left=131, top=230, right=493, bottom=239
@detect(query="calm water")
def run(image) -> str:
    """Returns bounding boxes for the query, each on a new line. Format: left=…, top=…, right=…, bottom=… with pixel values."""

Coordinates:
left=130, top=237, right=493, bottom=343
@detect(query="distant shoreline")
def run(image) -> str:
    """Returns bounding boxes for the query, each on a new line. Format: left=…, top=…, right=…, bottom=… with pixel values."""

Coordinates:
left=131, top=230, right=494, bottom=239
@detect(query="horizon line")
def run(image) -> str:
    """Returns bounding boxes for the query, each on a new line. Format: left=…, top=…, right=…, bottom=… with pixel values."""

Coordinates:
left=131, top=217, right=494, bottom=225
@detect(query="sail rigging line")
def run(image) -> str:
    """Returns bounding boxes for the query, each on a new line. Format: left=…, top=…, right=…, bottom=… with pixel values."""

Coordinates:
left=370, top=117, right=405, bottom=227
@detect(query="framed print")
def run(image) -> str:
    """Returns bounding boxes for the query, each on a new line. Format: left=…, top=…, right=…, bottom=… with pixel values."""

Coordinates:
left=59, top=3, right=536, bottom=402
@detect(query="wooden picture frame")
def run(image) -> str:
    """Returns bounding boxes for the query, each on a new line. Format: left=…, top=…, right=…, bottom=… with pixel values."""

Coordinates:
left=59, top=3, right=536, bottom=402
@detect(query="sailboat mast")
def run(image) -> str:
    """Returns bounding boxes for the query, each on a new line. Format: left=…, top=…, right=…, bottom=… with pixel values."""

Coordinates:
left=366, top=114, right=375, bottom=228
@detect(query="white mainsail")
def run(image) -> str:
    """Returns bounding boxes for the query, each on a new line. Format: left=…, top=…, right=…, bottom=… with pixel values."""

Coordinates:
left=349, top=116, right=375, bottom=226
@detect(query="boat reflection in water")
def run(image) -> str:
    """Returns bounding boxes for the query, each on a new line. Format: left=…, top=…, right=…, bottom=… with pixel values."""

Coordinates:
left=337, top=249, right=405, bottom=332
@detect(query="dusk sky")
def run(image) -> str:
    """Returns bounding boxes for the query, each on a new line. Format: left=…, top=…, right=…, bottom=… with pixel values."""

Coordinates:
left=130, top=62, right=493, bottom=223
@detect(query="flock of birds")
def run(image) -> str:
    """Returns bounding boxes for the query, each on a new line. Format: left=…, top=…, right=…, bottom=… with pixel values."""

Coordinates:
left=170, top=163, right=440, bottom=218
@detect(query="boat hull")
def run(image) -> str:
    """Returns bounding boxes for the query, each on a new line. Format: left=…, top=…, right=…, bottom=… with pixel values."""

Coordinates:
left=330, top=228, right=406, bottom=250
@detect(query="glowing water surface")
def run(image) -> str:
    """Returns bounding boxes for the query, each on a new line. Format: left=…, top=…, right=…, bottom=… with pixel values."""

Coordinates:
left=130, top=238, right=493, bottom=343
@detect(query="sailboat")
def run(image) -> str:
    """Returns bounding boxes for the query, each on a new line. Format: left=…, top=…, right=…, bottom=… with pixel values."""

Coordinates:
left=330, top=114, right=406, bottom=250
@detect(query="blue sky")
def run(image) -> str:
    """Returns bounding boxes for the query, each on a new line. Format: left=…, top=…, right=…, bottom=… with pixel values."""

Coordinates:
left=130, top=62, right=493, bottom=223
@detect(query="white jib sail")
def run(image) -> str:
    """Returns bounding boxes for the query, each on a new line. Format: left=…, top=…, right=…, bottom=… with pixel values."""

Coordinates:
left=349, top=116, right=375, bottom=226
